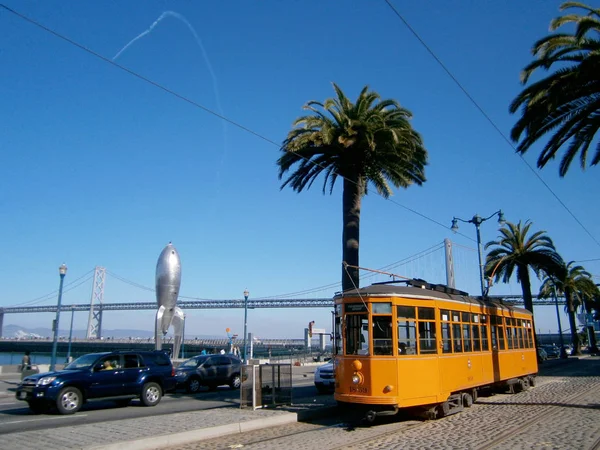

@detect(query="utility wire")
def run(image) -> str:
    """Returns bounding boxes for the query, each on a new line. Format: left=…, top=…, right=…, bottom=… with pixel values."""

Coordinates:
left=10, top=268, right=95, bottom=307
left=0, top=3, right=473, bottom=242
left=383, top=0, right=600, bottom=248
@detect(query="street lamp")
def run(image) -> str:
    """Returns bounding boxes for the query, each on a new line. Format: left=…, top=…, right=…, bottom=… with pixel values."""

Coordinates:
left=181, top=313, right=186, bottom=359
left=50, top=263, right=68, bottom=371
left=243, top=289, right=249, bottom=363
left=451, top=210, right=505, bottom=297
left=66, top=306, right=75, bottom=363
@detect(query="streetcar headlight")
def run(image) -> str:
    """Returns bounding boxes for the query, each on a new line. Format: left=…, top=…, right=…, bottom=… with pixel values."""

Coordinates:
left=351, top=371, right=364, bottom=385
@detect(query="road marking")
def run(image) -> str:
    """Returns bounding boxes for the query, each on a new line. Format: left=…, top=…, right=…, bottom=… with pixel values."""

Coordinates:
left=0, top=414, right=88, bottom=425
left=0, top=402, right=17, bottom=406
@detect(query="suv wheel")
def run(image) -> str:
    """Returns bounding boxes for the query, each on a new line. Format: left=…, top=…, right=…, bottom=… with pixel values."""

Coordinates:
left=141, top=382, right=162, bottom=406
left=56, top=387, right=82, bottom=415
left=229, top=374, right=241, bottom=390
left=186, top=377, right=201, bottom=393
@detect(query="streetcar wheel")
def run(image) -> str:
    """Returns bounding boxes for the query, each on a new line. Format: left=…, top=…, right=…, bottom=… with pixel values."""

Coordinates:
left=437, top=401, right=450, bottom=418
left=364, top=410, right=377, bottom=424
left=462, top=392, right=473, bottom=408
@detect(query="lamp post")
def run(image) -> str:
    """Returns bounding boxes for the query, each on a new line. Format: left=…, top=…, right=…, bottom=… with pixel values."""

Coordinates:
left=243, top=289, right=249, bottom=363
left=50, top=263, right=68, bottom=372
left=552, top=286, right=568, bottom=358
left=181, top=313, right=186, bottom=359
left=66, top=306, right=75, bottom=363
left=451, top=210, right=505, bottom=297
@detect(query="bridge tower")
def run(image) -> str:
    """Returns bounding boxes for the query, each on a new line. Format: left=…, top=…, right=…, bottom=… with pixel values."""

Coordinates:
left=86, top=266, right=106, bottom=339
left=444, top=238, right=456, bottom=288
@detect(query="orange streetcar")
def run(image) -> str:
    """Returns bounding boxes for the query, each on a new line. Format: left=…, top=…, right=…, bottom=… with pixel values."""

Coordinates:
left=333, top=279, right=538, bottom=421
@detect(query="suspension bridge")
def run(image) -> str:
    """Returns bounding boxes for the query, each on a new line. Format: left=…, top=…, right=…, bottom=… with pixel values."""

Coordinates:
left=0, top=239, right=571, bottom=339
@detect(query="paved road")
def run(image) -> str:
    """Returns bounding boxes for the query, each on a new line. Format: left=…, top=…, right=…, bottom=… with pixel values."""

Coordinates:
left=167, top=357, right=600, bottom=450
left=0, top=365, right=318, bottom=435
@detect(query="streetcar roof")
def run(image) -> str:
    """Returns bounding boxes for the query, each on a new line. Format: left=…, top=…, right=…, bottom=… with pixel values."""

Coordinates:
left=334, top=283, right=530, bottom=315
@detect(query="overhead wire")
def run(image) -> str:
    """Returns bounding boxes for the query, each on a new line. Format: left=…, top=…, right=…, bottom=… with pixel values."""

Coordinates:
left=0, top=3, right=472, bottom=243
left=9, top=268, right=95, bottom=307
left=383, top=0, right=600, bottom=248
left=5, top=3, right=594, bottom=301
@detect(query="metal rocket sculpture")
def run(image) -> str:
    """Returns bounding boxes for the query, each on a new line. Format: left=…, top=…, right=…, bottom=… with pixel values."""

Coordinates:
left=155, top=242, right=184, bottom=358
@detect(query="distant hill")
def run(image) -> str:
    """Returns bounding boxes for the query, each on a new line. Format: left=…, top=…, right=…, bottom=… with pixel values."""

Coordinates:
left=2, top=324, right=219, bottom=340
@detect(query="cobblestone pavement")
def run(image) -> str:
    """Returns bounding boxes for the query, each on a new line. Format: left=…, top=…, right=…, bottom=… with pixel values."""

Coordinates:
left=168, top=357, right=600, bottom=450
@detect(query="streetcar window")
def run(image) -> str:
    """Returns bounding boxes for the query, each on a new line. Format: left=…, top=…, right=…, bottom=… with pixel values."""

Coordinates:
left=397, top=306, right=416, bottom=319
left=472, top=324, right=481, bottom=351
left=372, top=303, right=392, bottom=314
left=506, top=326, right=514, bottom=349
left=398, top=318, right=417, bottom=355
left=462, top=312, right=470, bottom=323
left=497, top=324, right=505, bottom=350
left=335, top=312, right=343, bottom=355
left=418, top=307, right=435, bottom=320
left=481, top=324, right=489, bottom=351
left=491, top=325, right=498, bottom=350
left=418, top=321, right=437, bottom=354
left=518, top=327, right=525, bottom=349
left=441, top=309, right=450, bottom=322
left=441, top=322, right=452, bottom=353
left=462, top=324, right=472, bottom=352
left=373, top=316, right=393, bottom=355
left=452, top=323, right=463, bottom=352
left=345, top=315, right=369, bottom=355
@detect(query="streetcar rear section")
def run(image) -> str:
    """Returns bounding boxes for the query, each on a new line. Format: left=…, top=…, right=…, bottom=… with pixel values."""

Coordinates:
left=333, top=280, right=538, bottom=422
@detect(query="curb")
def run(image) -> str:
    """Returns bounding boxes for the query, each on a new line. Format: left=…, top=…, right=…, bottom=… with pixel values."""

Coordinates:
left=90, top=412, right=299, bottom=450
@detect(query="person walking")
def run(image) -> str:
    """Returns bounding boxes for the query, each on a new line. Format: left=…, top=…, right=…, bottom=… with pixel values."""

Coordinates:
left=21, top=351, right=31, bottom=373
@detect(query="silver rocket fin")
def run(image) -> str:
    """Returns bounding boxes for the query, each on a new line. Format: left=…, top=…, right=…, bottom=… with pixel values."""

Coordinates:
left=171, top=307, right=185, bottom=359
left=155, top=305, right=166, bottom=351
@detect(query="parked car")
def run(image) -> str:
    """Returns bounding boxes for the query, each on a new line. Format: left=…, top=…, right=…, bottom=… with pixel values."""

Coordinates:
left=15, top=350, right=176, bottom=414
left=314, top=362, right=335, bottom=394
left=174, top=354, right=242, bottom=393
left=541, top=345, right=560, bottom=359
left=537, top=346, right=548, bottom=362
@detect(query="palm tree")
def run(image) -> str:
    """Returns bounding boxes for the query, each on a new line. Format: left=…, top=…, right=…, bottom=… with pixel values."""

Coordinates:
left=484, top=220, right=562, bottom=314
left=539, top=261, right=599, bottom=355
left=277, top=84, right=427, bottom=291
left=509, top=1, right=600, bottom=177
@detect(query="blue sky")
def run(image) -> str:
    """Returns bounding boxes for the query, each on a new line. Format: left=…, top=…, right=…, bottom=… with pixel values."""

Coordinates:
left=1, top=1, right=598, bottom=340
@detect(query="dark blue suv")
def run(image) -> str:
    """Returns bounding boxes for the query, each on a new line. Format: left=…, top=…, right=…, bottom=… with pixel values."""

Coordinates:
left=16, top=350, right=176, bottom=414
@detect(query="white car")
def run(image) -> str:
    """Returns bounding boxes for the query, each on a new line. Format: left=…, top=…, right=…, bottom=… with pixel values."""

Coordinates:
left=314, top=362, right=335, bottom=394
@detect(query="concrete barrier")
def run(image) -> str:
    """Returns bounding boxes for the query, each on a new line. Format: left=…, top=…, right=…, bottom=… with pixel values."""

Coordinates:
left=0, top=364, right=20, bottom=374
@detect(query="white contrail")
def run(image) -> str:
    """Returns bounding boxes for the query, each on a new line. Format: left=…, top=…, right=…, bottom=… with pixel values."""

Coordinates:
left=113, top=11, right=227, bottom=191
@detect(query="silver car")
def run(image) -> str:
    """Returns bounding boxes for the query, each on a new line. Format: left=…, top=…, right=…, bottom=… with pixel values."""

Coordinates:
left=314, top=362, right=335, bottom=394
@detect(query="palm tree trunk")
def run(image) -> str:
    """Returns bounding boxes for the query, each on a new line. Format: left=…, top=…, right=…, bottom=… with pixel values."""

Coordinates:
left=517, top=263, right=540, bottom=356
left=565, top=288, right=581, bottom=355
left=517, top=263, right=534, bottom=313
left=341, top=177, right=362, bottom=292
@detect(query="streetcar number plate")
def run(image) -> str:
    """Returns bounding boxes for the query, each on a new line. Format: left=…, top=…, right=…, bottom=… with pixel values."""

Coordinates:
left=349, top=386, right=368, bottom=394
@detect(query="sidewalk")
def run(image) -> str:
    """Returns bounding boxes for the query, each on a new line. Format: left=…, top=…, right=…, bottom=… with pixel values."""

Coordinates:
left=0, top=369, right=337, bottom=450
left=0, top=357, right=588, bottom=450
